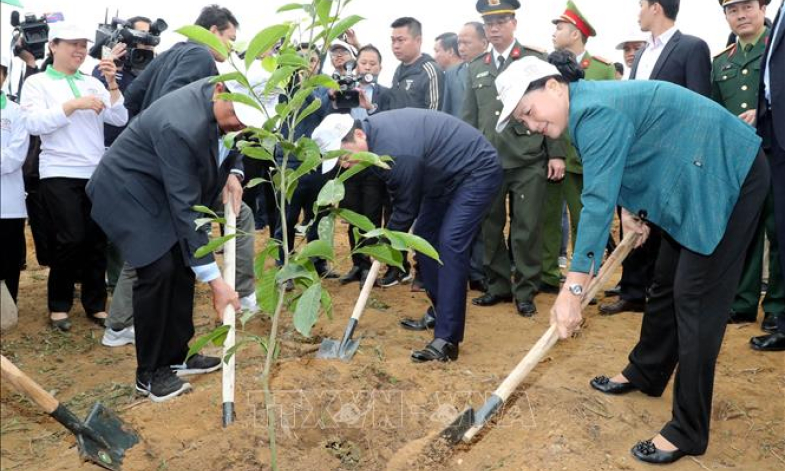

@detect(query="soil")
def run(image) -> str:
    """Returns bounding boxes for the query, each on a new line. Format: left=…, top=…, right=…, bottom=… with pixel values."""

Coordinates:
left=1, top=228, right=783, bottom=471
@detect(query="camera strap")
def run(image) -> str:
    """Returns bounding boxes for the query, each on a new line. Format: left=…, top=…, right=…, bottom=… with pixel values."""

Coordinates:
left=45, top=67, right=84, bottom=98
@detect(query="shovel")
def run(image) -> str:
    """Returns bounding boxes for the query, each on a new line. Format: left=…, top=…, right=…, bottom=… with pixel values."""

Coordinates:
left=317, top=259, right=382, bottom=361
left=440, top=232, right=641, bottom=445
left=221, top=202, right=237, bottom=427
left=0, top=355, right=139, bottom=470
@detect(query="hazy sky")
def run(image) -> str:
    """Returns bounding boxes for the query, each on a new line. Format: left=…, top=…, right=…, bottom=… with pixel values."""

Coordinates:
left=1, top=0, right=783, bottom=87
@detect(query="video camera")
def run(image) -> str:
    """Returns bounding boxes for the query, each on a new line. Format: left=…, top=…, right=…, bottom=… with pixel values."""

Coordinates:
left=89, top=15, right=167, bottom=71
left=331, top=60, right=361, bottom=109
left=10, top=11, right=60, bottom=60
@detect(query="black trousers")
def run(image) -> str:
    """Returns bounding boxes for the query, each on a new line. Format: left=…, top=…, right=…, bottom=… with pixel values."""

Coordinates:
left=619, top=226, right=661, bottom=302
left=760, top=110, right=785, bottom=332
left=0, top=218, right=26, bottom=302
left=622, top=151, right=770, bottom=455
left=133, top=244, right=195, bottom=376
left=23, top=137, right=52, bottom=267
left=40, top=178, right=107, bottom=314
left=343, top=170, right=386, bottom=270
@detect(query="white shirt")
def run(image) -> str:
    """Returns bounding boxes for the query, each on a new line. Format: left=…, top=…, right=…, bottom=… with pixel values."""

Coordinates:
left=1, top=96, right=30, bottom=219
left=21, top=69, right=128, bottom=180
left=635, top=26, right=678, bottom=81
left=493, top=42, right=516, bottom=69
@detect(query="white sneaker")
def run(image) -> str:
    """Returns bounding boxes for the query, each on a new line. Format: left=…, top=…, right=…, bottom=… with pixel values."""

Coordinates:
left=102, top=326, right=135, bottom=347
left=240, top=293, right=259, bottom=313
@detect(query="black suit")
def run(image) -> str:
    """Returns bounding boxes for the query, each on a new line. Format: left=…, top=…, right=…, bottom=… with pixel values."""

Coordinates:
left=87, top=80, right=237, bottom=375
left=758, top=2, right=785, bottom=331
left=620, top=30, right=712, bottom=303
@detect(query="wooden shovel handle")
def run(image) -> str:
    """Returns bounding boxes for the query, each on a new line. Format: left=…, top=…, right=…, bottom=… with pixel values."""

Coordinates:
left=581, top=232, right=640, bottom=308
left=350, top=260, right=382, bottom=322
left=1, top=355, right=59, bottom=413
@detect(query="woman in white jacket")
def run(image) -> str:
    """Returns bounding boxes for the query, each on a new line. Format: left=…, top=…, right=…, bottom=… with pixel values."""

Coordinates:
left=21, top=22, right=128, bottom=331
left=1, top=52, right=30, bottom=305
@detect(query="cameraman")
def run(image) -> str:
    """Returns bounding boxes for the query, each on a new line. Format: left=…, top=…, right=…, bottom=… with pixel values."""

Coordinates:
left=91, top=16, right=155, bottom=296
left=21, top=21, right=128, bottom=331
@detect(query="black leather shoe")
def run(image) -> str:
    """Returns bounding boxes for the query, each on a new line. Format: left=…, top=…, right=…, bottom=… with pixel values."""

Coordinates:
left=604, top=285, right=621, bottom=297
left=339, top=266, right=362, bottom=285
left=471, top=292, right=513, bottom=307
left=590, top=375, right=637, bottom=395
left=400, top=311, right=436, bottom=331
left=750, top=332, right=785, bottom=351
left=537, top=282, right=560, bottom=294
left=762, top=312, right=780, bottom=333
left=411, top=338, right=459, bottom=362
left=468, top=278, right=488, bottom=293
left=599, top=299, right=645, bottom=315
left=728, top=310, right=757, bottom=324
left=631, top=440, right=687, bottom=464
left=516, top=301, right=537, bottom=317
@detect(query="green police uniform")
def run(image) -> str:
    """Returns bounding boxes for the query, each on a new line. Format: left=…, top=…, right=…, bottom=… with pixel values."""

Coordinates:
left=541, top=1, right=618, bottom=289
left=462, top=40, right=567, bottom=305
left=712, top=26, right=784, bottom=320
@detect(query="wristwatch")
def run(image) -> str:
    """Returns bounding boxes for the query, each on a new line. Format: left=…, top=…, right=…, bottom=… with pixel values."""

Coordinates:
left=567, top=283, right=583, bottom=297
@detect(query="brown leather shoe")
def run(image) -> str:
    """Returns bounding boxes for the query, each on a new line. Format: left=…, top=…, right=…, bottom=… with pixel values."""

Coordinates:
left=599, top=299, right=645, bottom=315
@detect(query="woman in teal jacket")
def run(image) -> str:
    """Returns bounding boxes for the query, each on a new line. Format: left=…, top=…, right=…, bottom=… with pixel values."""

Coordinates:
left=495, top=53, right=770, bottom=465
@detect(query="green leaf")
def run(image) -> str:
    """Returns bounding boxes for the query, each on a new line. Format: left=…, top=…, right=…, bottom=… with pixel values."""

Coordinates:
left=356, top=244, right=404, bottom=269
left=265, top=66, right=297, bottom=96
left=316, top=179, right=345, bottom=207
left=222, top=131, right=242, bottom=150
left=318, top=213, right=335, bottom=248
left=296, top=240, right=335, bottom=262
left=241, top=146, right=274, bottom=161
left=186, top=325, right=230, bottom=361
left=336, top=208, right=375, bottom=232
left=293, top=283, right=322, bottom=337
left=347, top=151, right=391, bottom=170
left=176, top=25, right=228, bottom=61
left=245, top=24, right=291, bottom=69
left=261, top=55, right=277, bottom=73
left=193, top=205, right=218, bottom=218
left=216, top=92, right=263, bottom=113
left=194, top=217, right=224, bottom=231
left=382, top=230, right=407, bottom=251
left=277, top=3, right=305, bottom=13
left=245, top=177, right=266, bottom=189
left=276, top=51, right=310, bottom=69
left=303, top=74, right=339, bottom=90
left=254, top=239, right=280, bottom=278
left=336, top=162, right=370, bottom=183
left=256, top=266, right=280, bottom=315
left=294, top=97, right=323, bottom=127
left=195, top=234, right=236, bottom=259
left=210, top=71, right=249, bottom=89
left=316, top=0, right=332, bottom=25
left=320, top=289, right=333, bottom=320
left=285, top=176, right=299, bottom=203
left=276, top=263, right=316, bottom=284
left=389, top=231, right=442, bottom=263
left=326, top=15, right=364, bottom=43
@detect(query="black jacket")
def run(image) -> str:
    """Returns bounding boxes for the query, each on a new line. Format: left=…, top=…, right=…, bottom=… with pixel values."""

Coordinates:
left=630, top=30, right=712, bottom=97
left=124, top=41, right=219, bottom=117
left=363, top=109, right=501, bottom=231
left=758, top=3, right=785, bottom=147
left=389, top=54, right=444, bottom=110
left=87, top=79, right=238, bottom=269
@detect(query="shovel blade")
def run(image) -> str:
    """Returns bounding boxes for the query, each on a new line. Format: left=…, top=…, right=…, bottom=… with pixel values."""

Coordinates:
left=337, top=339, right=360, bottom=361
left=316, top=339, right=341, bottom=359
left=78, top=402, right=139, bottom=471
left=439, top=407, right=475, bottom=445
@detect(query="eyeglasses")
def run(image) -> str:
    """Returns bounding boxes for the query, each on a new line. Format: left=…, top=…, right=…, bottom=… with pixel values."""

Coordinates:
left=330, top=49, right=350, bottom=57
left=483, top=16, right=513, bottom=29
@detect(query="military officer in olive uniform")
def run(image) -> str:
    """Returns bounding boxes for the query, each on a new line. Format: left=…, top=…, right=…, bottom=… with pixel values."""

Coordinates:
left=539, top=0, right=618, bottom=294
left=712, top=0, right=783, bottom=332
left=464, top=0, right=568, bottom=317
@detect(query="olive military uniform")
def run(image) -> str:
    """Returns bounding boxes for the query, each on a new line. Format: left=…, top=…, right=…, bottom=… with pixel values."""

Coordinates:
left=462, top=42, right=567, bottom=306
left=712, top=28, right=785, bottom=320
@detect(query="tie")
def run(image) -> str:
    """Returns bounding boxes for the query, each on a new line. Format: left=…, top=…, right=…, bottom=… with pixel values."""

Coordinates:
left=497, top=55, right=505, bottom=71
left=45, top=67, right=83, bottom=98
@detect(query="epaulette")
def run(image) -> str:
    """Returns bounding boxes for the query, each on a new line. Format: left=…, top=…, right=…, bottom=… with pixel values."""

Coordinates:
left=474, top=52, right=491, bottom=65
left=522, top=44, right=547, bottom=54
left=592, top=55, right=612, bottom=65
left=713, top=43, right=735, bottom=60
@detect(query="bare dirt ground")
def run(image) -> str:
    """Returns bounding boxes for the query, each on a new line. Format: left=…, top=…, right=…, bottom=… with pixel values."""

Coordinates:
left=1, top=228, right=783, bottom=471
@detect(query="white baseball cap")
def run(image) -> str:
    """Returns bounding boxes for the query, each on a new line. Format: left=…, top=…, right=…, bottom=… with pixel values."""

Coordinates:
left=329, top=40, right=357, bottom=57
left=615, top=31, right=648, bottom=50
left=495, top=56, right=560, bottom=133
left=312, top=113, right=355, bottom=173
left=223, top=60, right=276, bottom=129
left=48, top=22, right=93, bottom=42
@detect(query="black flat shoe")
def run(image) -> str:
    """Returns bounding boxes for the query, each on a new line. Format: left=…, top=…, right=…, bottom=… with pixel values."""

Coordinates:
left=762, top=312, right=780, bottom=333
left=411, top=338, right=458, bottom=363
left=339, top=266, right=362, bottom=285
left=468, top=278, right=488, bottom=293
left=590, top=375, right=637, bottom=395
left=400, top=312, right=436, bottom=331
left=631, top=440, right=687, bottom=464
left=50, top=315, right=72, bottom=332
left=750, top=332, right=785, bottom=351
left=87, top=313, right=108, bottom=327
left=599, top=299, right=645, bottom=315
left=471, top=292, right=513, bottom=307
left=604, top=285, right=621, bottom=297
left=516, top=301, right=537, bottom=317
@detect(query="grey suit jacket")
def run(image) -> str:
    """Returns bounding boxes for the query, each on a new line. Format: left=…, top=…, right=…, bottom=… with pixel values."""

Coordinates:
left=87, top=79, right=238, bottom=269
left=630, top=30, right=712, bottom=97
left=441, top=62, right=467, bottom=117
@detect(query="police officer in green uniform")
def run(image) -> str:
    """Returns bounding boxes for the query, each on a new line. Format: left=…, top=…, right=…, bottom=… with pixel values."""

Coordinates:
left=464, top=0, right=568, bottom=316
left=712, top=0, right=783, bottom=332
left=539, top=0, right=618, bottom=293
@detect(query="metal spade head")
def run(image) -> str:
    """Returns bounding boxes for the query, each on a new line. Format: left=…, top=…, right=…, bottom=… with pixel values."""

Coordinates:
left=77, top=402, right=139, bottom=471
left=316, top=318, right=361, bottom=361
left=439, top=407, right=475, bottom=445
